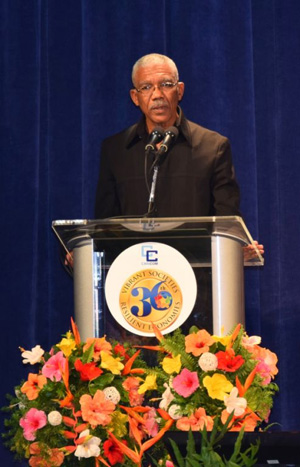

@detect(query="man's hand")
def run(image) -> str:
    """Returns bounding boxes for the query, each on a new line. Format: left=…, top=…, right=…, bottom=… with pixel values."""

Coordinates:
left=243, top=241, right=264, bottom=261
left=64, top=251, right=74, bottom=268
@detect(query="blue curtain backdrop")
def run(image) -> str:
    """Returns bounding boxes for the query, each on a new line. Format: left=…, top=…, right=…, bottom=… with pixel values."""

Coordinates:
left=1, top=0, right=300, bottom=463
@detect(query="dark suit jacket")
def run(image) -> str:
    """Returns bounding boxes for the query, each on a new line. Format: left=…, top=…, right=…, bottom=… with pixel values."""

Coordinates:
left=95, top=109, right=240, bottom=218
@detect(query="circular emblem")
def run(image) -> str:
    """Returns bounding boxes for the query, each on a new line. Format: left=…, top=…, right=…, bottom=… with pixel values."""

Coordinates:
left=119, top=269, right=182, bottom=334
left=105, top=242, right=197, bottom=336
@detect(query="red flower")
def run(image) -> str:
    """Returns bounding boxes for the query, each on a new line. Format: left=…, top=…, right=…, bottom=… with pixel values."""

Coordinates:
left=103, top=438, right=127, bottom=465
left=216, top=348, right=244, bottom=372
left=114, top=343, right=130, bottom=361
left=74, top=359, right=103, bottom=381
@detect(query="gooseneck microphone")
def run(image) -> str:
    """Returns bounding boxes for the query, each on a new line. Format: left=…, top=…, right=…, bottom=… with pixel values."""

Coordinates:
left=156, top=126, right=179, bottom=156
left=145, top=126, right=164, bottom=151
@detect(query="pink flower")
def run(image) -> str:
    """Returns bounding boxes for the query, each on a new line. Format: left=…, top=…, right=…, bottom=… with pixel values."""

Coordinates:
left=144, top=407, right=159, bottom=437
left=256, top=360, right=272, bottom=385
left=42, top=351, right=66, bottom=382
left=172, top=368, right=199, bottom=397
left=19, top=408, right=47, bottom=441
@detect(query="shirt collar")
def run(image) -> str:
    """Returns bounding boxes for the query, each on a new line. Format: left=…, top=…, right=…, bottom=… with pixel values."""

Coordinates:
left=125, top=106, right=192, bottom=148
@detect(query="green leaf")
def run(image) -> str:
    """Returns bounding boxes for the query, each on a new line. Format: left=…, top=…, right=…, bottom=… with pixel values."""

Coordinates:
left=168, top=437, right=185, bottom=467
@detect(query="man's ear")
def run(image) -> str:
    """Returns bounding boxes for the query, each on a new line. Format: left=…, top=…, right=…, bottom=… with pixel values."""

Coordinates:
left=130, top=89, right=140, bottom=107
left=177, top=82, right=185, bottom=102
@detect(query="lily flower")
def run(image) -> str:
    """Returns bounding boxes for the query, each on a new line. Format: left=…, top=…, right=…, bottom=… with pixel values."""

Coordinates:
left=21, top=345, right=44, bottom=365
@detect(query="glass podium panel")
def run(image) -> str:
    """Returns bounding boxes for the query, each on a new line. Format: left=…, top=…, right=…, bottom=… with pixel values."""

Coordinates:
left=52, top=216, right=263, bottom=340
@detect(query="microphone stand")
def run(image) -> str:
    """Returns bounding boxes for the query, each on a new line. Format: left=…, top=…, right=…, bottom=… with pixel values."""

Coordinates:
left=147, top=163, right=159, bottom=216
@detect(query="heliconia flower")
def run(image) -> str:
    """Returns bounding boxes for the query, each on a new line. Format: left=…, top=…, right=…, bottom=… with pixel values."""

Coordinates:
left=224, top=387, right=247, bottom=416
left=80, top=390, right=115, bottom=428
left=19, top=408, right=47, bottom=441
left=168, top=404, right=182, bottom=420
left=103, top=438, right=127, bottom=465
left=176, top=407, right=214, bottom=431
left=47, top=410, right=62, bottom=426
left=21, top=373, right=47, bottom=400
left=172, top=368, right=199, bottom=397
left=83, top=337, right=112, bottom=361
left=203, top=373, right=233, bottom=400
left=57, top=332, right=76, bottom=357
left=221, top=408, right=261, bottom=432
left=162, top=354, right=182, bottom=374
left=198, top=352, right=218, bottom=371
left=100, top=351, right=124, bottom=375
left=29, top=442, right=64, bottom=467
left=21, top=345, right=44, bottom=365
left=159, top=383, right=174, bottom=410
left=74, top=359, right=103, bottom=381
left=74, top=429, right=101, bottom=459
left=185, top=329, right=215, bottom=356
left=166, top=461, right=175, bottom=467
left=41, top=351, right=66, bottom=382
left=138, top=374, right=157, bottom=394
left=216, top=348, right=245, bottom=372
left=103, top=386, right=121, bottom=404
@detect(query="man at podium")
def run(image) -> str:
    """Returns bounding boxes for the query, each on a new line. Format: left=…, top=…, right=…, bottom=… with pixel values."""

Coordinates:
left=95, top=53, right=241, bottom=220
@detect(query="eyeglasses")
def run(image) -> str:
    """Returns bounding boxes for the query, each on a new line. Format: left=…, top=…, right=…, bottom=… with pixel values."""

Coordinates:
left=135, top=81, right=178, bottom=95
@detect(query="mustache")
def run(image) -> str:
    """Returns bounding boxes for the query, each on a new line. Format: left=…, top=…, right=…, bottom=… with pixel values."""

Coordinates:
left=150, top=99, right=167, bottom=109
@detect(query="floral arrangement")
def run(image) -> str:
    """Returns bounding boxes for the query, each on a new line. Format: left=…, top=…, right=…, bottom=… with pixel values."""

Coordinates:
left=143, top=323, right=279, bottom=434
left=3, top=320, right=279, bottom=466
left=3, top=319, right=172, bottom=466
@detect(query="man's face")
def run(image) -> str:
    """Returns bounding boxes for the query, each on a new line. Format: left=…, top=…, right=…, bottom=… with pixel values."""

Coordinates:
left=130, top=62, right=184, bottom=132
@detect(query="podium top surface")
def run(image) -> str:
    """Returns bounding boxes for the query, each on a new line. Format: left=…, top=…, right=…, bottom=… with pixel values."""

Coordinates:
left=52, top=216, right=264, bottom=266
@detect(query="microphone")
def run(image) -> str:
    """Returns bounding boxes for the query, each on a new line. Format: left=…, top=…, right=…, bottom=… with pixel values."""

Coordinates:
left=156, top=126, right=179, bottom=156
left=145, top=126, right=164, bottom=151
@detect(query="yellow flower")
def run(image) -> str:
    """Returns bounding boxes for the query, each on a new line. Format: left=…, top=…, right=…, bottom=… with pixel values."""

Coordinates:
left=100, top=351, right=124, bottom=375
left=212, top=335, right=231, bottom=346
left=162, top=354, right=182, bottom=374
left=57, top=332, right=76, bottom=357
left=108, top=411, right=128, bottom=437
left=138, top=374, right=157, bottom=394
left=203, top=373, right=233, bottom=400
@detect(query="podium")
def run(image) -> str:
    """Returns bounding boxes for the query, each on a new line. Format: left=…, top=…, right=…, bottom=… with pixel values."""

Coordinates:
left=52, top=216, right=263, bottom=340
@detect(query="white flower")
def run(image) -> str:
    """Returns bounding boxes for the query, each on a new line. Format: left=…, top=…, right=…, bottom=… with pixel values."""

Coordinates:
left=241, top=335, right=261, bottom=349
left=74, top=429, right=101, bottom=459
left=159, top=383, right=174, bottom=410
left=48, top=411, right=62, bottom=426
left=21, top=345, right=44, bottom=365
left=103, top=386, right=121, bottom=404
left=168, top=404, right=182, bottom=420
left=198, top=352, right=218, bottom=371
left=224, top=387, right=247, bottom=416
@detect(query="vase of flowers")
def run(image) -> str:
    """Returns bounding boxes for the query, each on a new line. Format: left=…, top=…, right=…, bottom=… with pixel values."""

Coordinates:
left=2, top=320, right=279, bottom=466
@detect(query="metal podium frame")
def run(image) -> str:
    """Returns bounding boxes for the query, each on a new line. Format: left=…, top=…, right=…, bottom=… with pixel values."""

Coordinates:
left=52, top=216, right=264, bottom=340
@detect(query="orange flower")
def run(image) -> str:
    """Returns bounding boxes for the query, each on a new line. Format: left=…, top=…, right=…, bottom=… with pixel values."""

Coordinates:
left=176, top=407, right=214, bottom=431
left=185, top=330, right=215, bottom=356
left=80, top=389, right=115, bottom=428
left=221, top=408, right=261, bottom=431
left=21, top=373, right=47, bottom=400
left=29, top=442, right=64, bottom=466
left=83, top=337, right=112, bottom=361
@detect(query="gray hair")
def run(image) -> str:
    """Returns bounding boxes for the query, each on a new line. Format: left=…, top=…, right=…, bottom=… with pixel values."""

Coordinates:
left=131, top=53, right=179, bottom=87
